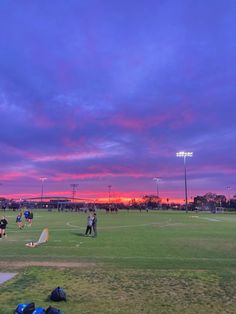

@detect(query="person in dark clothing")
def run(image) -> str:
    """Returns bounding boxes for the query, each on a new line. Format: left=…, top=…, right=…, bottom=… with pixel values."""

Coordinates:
left=28, top=210, right=34, bottom=226
left=0, top=216, right=8, bottom=239
left=85, top=214, right=93, bottom=236
left=92, top=212, right=97, bottom=237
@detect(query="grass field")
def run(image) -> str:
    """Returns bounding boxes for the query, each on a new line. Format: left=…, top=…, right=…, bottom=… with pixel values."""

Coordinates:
left=1, top=210, right=236, bottom=313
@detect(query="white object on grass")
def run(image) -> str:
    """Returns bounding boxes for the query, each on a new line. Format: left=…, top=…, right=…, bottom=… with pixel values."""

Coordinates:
left=25, top=228, right=49, bottom=248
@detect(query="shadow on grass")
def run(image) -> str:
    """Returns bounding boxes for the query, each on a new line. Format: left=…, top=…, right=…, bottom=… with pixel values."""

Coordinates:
left=71, top=232, right=95, bottom=238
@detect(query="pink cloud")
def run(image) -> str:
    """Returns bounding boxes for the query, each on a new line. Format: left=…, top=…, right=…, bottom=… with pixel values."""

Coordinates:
left=32, top=151, right=105, bottom=162
left=109, top=105, right=195, bottom=132
left=111, top=115, right=146, bottom=130
left=0, top=171, right=26, bottom=181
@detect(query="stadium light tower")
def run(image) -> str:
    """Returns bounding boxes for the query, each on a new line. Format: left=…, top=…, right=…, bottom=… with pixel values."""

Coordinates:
left=226, top=186, right=231, bottom=207
left=108, top=185, right=112, bottom=204
left=70, top=184, right=79, bottom=203
left=40, top=177, right=47, bottom=204
left=153, top=177, right=161, bottom=198
left=176, top=151, right=193, bottom=213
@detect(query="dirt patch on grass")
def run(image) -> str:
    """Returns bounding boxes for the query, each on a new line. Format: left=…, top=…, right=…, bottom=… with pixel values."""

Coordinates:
left=0, top=261, right=95, bottom=269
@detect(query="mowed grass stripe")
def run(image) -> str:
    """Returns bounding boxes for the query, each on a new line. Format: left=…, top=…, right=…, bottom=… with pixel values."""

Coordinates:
left=1, top=254, right=236, bottom=262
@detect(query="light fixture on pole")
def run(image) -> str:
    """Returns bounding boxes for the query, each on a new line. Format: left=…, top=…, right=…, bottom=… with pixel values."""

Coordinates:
left=70, top=184, right=79, bottom=203
left=153, top=177, right=161, bottom=198
left=108, top=185, right=112, bottom=204
left=226, top=186, right=231, bottom=207
left=40, top=177, right=47, bottom=205
left=176, top=151, right=193, bottom=213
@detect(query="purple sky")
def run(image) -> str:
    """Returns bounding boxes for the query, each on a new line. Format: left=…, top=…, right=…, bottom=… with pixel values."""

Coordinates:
left=0, top=0, right=235, bottom=202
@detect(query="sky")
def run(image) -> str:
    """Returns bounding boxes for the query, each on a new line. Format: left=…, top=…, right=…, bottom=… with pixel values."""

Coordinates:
left=0, top=0, right=235, bottom=203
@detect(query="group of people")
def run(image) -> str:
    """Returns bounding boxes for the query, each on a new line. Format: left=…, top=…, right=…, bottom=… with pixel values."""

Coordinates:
left=85, top=212, right=97, bottom=237
left=0, top=209, right=34, bottom=239
left=1, top=209, right=97, bottom=241
left=16, top=210, right=34, bottom=229
left=24, top=210, right=34, bottom=226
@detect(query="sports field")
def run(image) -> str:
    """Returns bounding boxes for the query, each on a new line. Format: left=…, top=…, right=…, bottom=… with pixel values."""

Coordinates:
left=1, top=210, right=236, bottom=313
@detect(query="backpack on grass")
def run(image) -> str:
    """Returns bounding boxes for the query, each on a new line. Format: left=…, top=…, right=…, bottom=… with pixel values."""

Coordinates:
left=45, top=305, right=62, bottom=314
left=32, top=308, right=46, bottom=314
left=15, top=303, right=28, bottom=314
left=23, top=303, right=36, bottom=314
left=50, top=287, right=67, bottom=302
left=15, top=302, right=36, bottom=314
left=15, top=305, right=48, bottom=314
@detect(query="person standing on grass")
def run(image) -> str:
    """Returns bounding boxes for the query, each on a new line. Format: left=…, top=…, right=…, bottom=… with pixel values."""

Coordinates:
left=24, top=209, right=30, bottom=223
left=0, top=216, right=8, bottom=239
left=85, top=213, right=94, bottom=236
left=92, top=212, right=97, bottom=237
left=28, top=210, right=34, bottom=227
left=16, top=212, right=24, bottom=229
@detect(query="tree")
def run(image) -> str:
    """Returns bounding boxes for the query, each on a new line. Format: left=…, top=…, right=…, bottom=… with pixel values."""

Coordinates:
left=194, top=193, right=227, bottom=211
left=142, top=195, right=161, bottom=209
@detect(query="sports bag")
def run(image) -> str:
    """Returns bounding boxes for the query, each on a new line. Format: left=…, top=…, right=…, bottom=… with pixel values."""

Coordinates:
left=50, top=287, right=67, bottom=302
left=15, top=303, right=28, bottom=313
left=45, top=305, right=62, bottom=314
left=23, top=303, right=36, bottom=314
left=32, top=308, right=46, bottom=314
left=15, top=304, right=46, bottom=314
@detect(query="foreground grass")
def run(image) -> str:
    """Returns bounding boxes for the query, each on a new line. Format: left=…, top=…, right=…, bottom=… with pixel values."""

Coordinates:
left=1, top=267, right=236, bottom=314
left=1, top=210, right=236, bottom=313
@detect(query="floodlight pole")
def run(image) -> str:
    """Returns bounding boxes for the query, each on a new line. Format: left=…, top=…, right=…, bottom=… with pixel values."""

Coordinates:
left=184, top=156, right=188, bottom=212
left=40, top=177, right=47, bottom=206
left=226, top=186, right=231, bottom=207
left=153, top=177, right=161, bottom=209
left=108, top=185, right=112, bottom=204
left=176, top=152, right=193, bottom=213
left=153, top=177, right=160, bottom=198
left=70, top=184, right=79, bottom=203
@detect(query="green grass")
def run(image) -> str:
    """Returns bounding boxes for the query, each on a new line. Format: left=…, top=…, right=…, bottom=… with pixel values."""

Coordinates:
left=1, top=210, right=236, bottom=313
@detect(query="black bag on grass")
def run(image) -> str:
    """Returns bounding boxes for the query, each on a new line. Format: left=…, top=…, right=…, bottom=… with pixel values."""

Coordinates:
left=23, top=302, right=36, bottom=314
left=50, top=287, right=67, bottom=302
left=45, top=305, right=62, bottom=314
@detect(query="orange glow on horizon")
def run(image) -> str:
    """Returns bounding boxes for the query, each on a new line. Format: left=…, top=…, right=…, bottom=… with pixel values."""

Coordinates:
left=1, top=190, right=185, bottom=204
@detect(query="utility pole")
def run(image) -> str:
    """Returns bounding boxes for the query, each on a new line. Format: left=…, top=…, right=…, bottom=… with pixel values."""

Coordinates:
left=70, top=184, right=79, bottom=203
left=176, top=151, right=193, bottom=213
left=153, top=177, right=161, bottom=198
left=40, top=177, right=47, bottom=206
left=108, top=185, right=112, bottom=204
left=226, top=186, right=232, bottom=207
